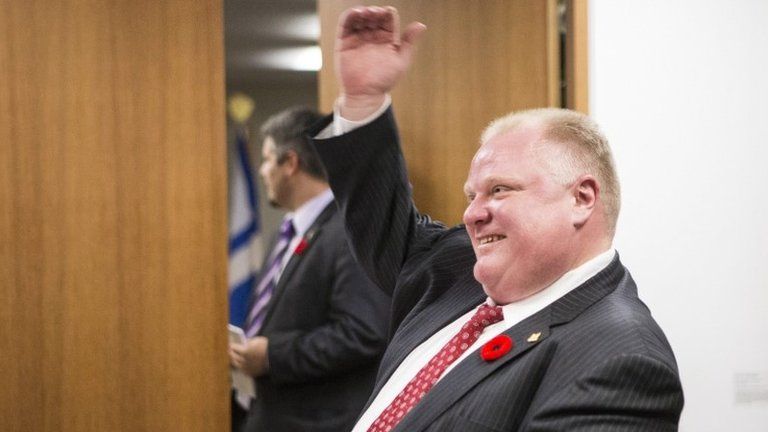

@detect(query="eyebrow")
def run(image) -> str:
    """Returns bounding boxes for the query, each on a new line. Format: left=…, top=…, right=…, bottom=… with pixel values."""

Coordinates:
left=463, top=176, right=523, bottom=195
left=462, top=183, right=472, bottom=196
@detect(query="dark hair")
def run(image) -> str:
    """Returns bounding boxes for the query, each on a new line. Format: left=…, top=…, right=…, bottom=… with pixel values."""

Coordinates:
left=260, top=106, right=327, bottom=180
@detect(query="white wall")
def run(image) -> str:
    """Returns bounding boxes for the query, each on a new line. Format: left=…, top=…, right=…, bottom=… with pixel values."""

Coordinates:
left=590, top=1, right=768, bottom=430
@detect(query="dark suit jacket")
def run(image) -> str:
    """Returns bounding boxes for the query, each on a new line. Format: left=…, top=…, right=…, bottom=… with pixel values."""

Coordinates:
left=311, top=108, right=684, bottom=431
left=243, top=203, right=390, bottom=432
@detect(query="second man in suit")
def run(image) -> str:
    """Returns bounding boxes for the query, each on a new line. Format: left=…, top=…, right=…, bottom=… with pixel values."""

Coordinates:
left=229, top=106, right=390, bottom=432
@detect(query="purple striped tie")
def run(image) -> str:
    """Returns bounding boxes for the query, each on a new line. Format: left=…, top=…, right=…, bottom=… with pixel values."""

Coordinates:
left=245, top=218, right=296, bottom=337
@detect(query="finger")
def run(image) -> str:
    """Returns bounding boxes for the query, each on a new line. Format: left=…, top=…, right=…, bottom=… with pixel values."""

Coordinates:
left=231, top=344, right=246, bottom=356
left=230, top=351, right=244, bottom=368
left=382, top=6, right=400, bottom=46
left=360, top=6, right=376, bottom=25
left=401, top=21, right=426, bottom=47
left=367, top=6, right=385, bottom=27
left=360, top=7, right=382, bottom=42
left=399, top=22, right=427, bottom=62
left=338, top=7, right=363, bottom=38
left=362, top=6, right=395, bottom=44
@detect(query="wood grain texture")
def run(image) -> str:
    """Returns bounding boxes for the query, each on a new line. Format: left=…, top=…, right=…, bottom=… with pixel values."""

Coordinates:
left=566, top=0, right=590, bottom=113
left=319, top=0, right=560, bottom=225
left=0, top=1, right=228, bottom=431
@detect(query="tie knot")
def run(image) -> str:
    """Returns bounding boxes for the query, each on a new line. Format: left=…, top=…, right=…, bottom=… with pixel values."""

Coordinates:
left=465, top=304, right=504, bottom=330
left=279, top=219, right=295, bottom=239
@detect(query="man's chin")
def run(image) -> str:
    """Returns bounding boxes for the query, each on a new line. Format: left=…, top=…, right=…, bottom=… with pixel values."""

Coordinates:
left=473, top=262, right=493, bottom=288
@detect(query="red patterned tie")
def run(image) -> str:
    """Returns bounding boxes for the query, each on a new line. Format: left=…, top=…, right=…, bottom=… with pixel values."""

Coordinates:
left=367, top=304, right=504, bottom=432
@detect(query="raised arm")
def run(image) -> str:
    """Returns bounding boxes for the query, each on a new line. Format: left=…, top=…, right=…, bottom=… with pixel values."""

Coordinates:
left=335, top=6, right=425, bottom=120
left=312, top=7, right=449, bottom=301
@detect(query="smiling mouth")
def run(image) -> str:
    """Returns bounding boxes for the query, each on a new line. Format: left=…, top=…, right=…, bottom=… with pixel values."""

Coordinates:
left=478, top=235, right=506, bottom=245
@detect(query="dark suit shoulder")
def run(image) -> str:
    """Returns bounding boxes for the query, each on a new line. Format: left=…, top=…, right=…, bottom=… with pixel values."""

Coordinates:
left=388, top=225, right=477, bottom=330
left=597, top=285, right=678, bottom=367
left=407, top=224, right=473, bottom=263
left=522, top=273, right=683, bottom=429
left=554, top=277, right=679, bottom=371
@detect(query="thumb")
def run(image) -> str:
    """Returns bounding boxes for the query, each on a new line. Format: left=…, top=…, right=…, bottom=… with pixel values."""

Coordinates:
left=399, top=22, right=427, bottom=64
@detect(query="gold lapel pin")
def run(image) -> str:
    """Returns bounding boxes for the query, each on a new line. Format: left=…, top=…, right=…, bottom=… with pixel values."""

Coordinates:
left=527, top=332, right=541, bottom=343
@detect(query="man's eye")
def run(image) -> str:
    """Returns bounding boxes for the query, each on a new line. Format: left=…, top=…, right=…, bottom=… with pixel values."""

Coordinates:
left=466, top=194, right=476, bottom=203
left=492, top=185, right=507, bottom=194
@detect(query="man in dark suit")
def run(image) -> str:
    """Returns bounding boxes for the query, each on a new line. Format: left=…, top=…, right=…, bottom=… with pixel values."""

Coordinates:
left=229, top=106, right=390, bottom=432
left=309, top=6, right=684, bottom=431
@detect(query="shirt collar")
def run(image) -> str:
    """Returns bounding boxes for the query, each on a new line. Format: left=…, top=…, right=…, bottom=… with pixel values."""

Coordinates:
left=284, top=188, right=334, bottom=239
left=488, top=248, right=617, bottom=326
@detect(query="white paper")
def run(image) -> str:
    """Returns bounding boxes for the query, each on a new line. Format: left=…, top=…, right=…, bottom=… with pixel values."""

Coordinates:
left=228, top=324, right=256, bottom=398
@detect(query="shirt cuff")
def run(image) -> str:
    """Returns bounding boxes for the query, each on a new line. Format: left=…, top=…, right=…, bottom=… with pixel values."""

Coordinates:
left=315, top=95, right=392, bottom=139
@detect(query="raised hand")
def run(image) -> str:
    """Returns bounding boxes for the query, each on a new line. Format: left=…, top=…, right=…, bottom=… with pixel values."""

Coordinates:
left=335, top=6, right=426, bottom=120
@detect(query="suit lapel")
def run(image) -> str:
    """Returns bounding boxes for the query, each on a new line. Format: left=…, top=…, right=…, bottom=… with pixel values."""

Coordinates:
left=394, top=311, right=553, bottom=432
left=369, top=274, right=486, bottom=404
left=393, top=256, right=626, bottom=432
left=547, top=254, right=627, bottom=327
left=260, top=203, right=336, bottom=330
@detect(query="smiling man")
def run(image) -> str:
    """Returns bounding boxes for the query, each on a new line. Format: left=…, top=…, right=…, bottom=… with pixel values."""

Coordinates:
left=310, top=6, right=683, bottom=432
left=464, top=111, right=618, bottom=305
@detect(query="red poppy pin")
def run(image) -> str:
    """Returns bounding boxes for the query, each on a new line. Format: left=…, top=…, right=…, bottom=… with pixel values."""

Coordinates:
left=481, top=335, right=514, bottom=362
left=293, top=238, right=309, bottom=256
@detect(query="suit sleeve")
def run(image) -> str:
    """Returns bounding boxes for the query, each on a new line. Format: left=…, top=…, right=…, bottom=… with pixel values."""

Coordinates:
left=266, top=231, right=390, bottom=385
left=525, top=353, right=684, bottom=431
left=311, top=108, right=446, bottom=297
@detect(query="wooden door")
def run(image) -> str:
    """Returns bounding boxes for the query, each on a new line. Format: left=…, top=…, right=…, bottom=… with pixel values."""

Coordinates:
left=0, top=1, right=229, bottom=430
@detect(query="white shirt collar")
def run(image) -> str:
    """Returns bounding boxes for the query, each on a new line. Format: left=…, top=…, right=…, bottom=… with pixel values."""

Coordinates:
left=284, top=188, right=334, bottom=239
left=489, top=248, right=617, bottom=326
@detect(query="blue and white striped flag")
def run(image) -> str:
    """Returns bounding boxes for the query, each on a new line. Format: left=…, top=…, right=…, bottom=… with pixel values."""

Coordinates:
left=228, top=128, right=263, bottom=327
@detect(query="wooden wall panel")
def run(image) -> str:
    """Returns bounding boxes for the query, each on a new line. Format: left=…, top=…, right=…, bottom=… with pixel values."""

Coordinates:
left=0, top=1, right=228, bottom=431
left=566, top=0, right=590, bottom=113
left=319, top=0, right=560, bottom=225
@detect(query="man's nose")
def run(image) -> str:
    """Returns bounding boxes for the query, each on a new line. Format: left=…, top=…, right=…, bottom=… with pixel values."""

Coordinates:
left=463, top=198, right=490, bottom=226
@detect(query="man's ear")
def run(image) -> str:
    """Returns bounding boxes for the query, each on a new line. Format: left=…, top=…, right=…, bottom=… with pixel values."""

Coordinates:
left=572, top=175, right=599, bottom=228
left=281, top=150, right=300, bottom=175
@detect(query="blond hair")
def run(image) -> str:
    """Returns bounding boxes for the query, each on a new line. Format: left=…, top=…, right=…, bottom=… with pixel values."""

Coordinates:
left=481, top=108, right=621, bottom=236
